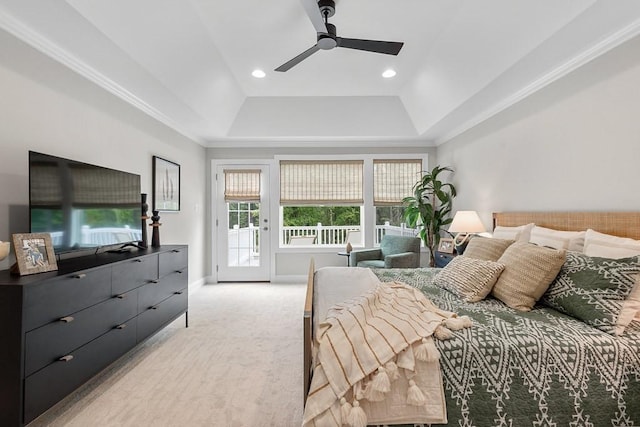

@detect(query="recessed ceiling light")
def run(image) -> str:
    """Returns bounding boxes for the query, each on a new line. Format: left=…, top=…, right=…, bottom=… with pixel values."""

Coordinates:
left=382, top=69, right=397, bottom=79
left=252, top=69, right=266, bottom=78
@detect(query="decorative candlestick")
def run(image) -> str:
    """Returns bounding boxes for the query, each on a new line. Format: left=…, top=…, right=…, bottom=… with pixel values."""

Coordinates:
left=150, top=210, right=161, bottom=247
left=140, top=193, right=149, bottom=249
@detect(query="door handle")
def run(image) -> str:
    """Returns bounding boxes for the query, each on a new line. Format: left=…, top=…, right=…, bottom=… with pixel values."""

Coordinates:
left=263, top=227, right=269, bottom=231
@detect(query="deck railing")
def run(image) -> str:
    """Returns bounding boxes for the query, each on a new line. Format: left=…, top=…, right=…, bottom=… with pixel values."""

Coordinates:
left=224, top=223, right=420, bottom=257
left=281, top=222, right=418, bottom=246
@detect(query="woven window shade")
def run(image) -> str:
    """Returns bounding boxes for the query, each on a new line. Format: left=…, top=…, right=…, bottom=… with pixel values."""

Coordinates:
left=30, top=164, right=139, bottom=207
left=30, top=164, right=63, bottom=207
left=72, top=166, right=139, bottom=206
left=224, top=169, right=261, bottom=202
left=373, top=159, right=422, bottom=206
left=280, top=160, right=364, bottom=205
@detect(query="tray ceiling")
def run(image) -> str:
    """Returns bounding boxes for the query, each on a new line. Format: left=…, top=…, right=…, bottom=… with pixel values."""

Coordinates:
left=1, top=0, right=640, bottom=147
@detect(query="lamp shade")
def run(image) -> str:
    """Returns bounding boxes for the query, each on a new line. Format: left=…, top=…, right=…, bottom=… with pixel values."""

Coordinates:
left=448, top=211, right=486, bottom=233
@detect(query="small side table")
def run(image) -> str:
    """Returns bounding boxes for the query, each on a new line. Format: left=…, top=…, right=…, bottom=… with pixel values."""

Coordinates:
left=337, top=251, right=351, bottom=266
left=434, top=251, right=456, bottom=268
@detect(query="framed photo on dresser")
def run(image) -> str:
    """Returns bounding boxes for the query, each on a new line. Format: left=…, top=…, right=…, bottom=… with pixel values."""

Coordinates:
left=12, top=233, right=58, bottom=276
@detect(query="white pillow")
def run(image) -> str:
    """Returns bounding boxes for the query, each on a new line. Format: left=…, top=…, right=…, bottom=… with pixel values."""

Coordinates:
left=616, top=276, right=640, bottom=333
left=529, top=226, right=585, bottom=252
left=583, top=229, right=640, bottom=258
left=492, top=223, right=534, bottom=243
left=582, top=230, right=640, bottom=330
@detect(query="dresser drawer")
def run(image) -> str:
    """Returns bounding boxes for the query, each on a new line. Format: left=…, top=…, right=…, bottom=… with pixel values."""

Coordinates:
left=23, top=267, right=112, bottom=331
left=159, top=247, right=188, bottom=278
left=137, top=288, right=187, bottom=343
left=112, top=255, right=158, bottom=294
left=24, top=289, right=137, bottom=376
left=24, top=318, right=137, bottom=424
left=138, top=268, right=187, bottom=312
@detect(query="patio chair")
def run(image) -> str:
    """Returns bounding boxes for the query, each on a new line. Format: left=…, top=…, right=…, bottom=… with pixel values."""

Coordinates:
left=349, top=235, right=420, bottom=268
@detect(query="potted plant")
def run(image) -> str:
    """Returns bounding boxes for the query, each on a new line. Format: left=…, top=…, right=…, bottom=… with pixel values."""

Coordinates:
left=403, top=165, right=457, bottom=267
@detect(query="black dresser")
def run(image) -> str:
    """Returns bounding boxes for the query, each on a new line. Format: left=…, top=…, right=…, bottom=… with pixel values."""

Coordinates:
left=0, top=245, right=188, bottom=426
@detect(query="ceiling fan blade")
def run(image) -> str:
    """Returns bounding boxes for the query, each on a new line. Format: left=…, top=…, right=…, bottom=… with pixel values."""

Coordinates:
left=336, top=37, right=404, bottom=55
left=275, top=45, right=321, bottom=72
left=300, top=0, right=327, bottom=34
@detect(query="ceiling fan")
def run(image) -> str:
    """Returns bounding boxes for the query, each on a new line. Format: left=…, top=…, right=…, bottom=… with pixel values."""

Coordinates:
left=275, top=0, right=404, bottom=72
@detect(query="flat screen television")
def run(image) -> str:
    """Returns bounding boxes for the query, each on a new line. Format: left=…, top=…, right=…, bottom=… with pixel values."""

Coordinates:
left=29, top=151, right=142, bottom=254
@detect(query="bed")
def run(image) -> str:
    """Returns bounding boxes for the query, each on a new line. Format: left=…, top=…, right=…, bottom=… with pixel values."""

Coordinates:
left=303, top=212, right=640, bottom=426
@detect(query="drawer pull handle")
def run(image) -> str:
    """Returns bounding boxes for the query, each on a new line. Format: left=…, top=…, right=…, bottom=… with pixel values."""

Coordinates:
left=116, top=324, right=127, bottom=330
left=150, top=306, right=158, bottom=310
left=116, top=294, right=126, bottom=299
left=60, top=316, right=74, bottom=323
left=171, top=249, right=180, bottom=253
left=149, top=280, right=159, bottom=284
left=175, top=270, right=183, bottom=274
left=174, top=291, right=183, bottom=295
left=74, top=273, right=87, bottom=279
left=134, top=259, right=143, bottom=263
left=59, top=355, right=74, bottom=362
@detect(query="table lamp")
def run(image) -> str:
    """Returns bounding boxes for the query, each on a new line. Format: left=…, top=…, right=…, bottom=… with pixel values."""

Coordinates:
left=448, top=211, right=486, bottom=253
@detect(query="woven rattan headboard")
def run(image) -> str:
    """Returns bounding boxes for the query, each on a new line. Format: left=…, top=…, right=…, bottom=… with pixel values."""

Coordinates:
left=493, top=212, right=640, bottom=240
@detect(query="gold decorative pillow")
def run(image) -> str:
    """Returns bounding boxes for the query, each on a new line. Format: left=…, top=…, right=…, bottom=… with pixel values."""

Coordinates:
left=436, top=256, right=505, bottom=302
left=492, top=243, right=566, bottom=311
left=463, top=237, right=515, bottom=262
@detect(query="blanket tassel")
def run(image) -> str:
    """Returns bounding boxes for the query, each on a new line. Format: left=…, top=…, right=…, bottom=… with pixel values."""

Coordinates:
left=370, top=366, right=391, bottom=393
left=444, top=315, right=472, bottom=330
left=348, top=400, right=367, bottom=427
left=385, top=360, right=400, bottom=381
left=407, top=380, right=426, bottom=406
left=340, top=397, right=352, bottom=424
left=414, top=337, right=439, bottom=362
left=434, top=324, right=453, bottom=340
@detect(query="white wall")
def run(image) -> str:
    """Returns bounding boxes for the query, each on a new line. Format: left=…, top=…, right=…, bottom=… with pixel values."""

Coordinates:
left=0, top=29, right=207, bottom=284
left=436, top=33, right=640, bottom=229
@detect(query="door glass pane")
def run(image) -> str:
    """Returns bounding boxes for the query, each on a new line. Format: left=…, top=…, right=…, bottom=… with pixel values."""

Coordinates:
left=227, top=202, right=260, bottom=267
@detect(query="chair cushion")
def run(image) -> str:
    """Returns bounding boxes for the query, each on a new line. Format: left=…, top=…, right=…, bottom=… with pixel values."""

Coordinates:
left=357, top=260, right=386, bottom=268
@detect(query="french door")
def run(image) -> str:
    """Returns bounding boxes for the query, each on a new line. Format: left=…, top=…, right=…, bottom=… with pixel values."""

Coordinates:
left=215, top=164, right=270, bottom=282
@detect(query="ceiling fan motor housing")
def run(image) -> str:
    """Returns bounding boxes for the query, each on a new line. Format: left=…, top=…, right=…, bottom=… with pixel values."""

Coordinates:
left=317, top=23, right=337, bottom=50
left=318, top=0, right=336, bottom=18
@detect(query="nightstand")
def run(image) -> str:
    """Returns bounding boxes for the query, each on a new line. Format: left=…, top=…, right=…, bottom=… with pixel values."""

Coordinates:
left=434, top=251, right=456, bottom=268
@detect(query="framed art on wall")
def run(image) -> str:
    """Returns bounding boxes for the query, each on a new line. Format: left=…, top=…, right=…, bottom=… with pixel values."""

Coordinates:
left=153, top=156, right=180, bottom=211
left=12, top=233, right=58, bottom=275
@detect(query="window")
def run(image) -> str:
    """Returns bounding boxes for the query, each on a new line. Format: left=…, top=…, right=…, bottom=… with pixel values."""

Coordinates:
left=278, top=156, right=424, bottom=247
left=280, top=160, right=363, bottom=246
left=224, top=169, right=262, bottom=266
left=373, top=159, right=422, bottom=244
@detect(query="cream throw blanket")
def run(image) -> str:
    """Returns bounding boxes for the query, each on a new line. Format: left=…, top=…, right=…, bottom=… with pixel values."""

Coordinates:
left=303, top=281, right=470, bottom=427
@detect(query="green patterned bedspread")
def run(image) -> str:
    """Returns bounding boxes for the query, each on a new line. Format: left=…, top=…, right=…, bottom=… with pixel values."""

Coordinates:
left=373, top=268, right=640, bottom=427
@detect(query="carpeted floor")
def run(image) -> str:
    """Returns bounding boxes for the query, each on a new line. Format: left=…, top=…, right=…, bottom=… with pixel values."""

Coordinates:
left=29, top=283, right=306, bottom=427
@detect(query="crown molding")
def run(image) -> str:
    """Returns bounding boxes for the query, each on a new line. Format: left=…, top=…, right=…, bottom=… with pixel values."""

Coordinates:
left=434, top=17, right=640, bottom=146
left=0, top=8, right=206, bottom=146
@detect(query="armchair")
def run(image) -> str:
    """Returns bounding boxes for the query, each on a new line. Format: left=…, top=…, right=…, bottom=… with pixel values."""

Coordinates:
left=349, top=235, right=421, bottom=268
